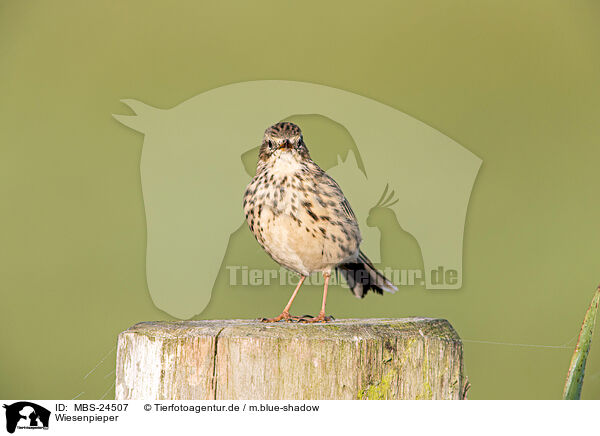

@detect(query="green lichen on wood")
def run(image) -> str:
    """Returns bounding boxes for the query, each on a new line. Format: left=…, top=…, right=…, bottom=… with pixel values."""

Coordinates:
left=358, top=368, right=397, bottom=400
left=416, top=354, right=433, bottom=400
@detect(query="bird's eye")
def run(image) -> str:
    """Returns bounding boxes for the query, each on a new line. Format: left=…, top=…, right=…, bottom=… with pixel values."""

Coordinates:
left=267, top=140, right=274, bottom=149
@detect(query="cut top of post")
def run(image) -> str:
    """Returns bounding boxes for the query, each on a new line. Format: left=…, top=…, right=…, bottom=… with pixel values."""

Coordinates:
left=116, top=318, right=465, bottom=400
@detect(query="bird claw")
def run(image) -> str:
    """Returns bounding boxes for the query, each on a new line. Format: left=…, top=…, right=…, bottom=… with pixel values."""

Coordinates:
left=260, top=313, right=334, bottom=323
left=259, top=314, right=287, bottom=323
left=259, top=317, right=279, bottom=323
left=298, top=314, right=335, bottom=323
left=259, top=313, right=306, bottom=323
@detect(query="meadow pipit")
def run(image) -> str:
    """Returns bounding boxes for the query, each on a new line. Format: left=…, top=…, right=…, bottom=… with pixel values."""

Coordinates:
left=243, top=122, right=397, bottom=322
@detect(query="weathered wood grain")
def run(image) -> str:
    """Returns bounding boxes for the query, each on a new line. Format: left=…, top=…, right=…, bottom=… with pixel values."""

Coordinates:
left=115, top=318, right=465, bottom=400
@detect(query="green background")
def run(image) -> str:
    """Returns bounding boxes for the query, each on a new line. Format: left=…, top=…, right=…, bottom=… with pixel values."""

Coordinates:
left=2, top=1, right=600, bottom=400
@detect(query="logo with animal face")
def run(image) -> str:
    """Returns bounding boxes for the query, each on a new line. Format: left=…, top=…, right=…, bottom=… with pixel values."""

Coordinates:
left=3, top=402, right=50, bottom=433
left=114, top=80, right=481, bottom=319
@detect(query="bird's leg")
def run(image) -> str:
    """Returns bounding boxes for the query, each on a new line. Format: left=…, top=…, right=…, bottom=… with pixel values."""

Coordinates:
left=302, top=272, right=333, bottom=323
left=261, top=276, right=306, bottom=322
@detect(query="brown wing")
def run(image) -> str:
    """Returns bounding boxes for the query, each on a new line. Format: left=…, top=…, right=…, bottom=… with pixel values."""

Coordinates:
left=340, top=196, right=357, bottom=222
left=313, top=163, right=358, bottom=224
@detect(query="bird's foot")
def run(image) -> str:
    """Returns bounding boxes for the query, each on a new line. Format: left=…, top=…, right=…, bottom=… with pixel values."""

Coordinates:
left=260, top=312, right=304, bottom=323
left=298, top=313, right=334, bottom=323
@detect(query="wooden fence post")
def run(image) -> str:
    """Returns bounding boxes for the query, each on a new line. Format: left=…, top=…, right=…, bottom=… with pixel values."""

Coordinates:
left=115, top=318, right=465, bottom=400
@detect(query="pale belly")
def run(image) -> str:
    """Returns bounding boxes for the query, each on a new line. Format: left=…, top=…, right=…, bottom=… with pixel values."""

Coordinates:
left=258, top=208, right=359, bottom=276
left=243, top=153, right=361, bottom=276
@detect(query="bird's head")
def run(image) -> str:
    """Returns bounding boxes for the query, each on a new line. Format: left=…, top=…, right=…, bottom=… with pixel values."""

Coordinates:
left=259, top=122, right=311, bottom=162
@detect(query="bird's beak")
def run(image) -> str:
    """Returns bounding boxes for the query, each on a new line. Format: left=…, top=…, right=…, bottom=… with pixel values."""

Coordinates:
left=279, top=140, right=292, bottom=150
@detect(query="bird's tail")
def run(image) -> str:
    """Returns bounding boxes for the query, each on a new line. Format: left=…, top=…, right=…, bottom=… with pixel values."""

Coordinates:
left=336, top=250, right=398, bottom=298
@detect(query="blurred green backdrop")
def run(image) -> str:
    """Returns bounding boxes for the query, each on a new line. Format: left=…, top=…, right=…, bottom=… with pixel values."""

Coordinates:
left=1, top=1, right=599, bottom=400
